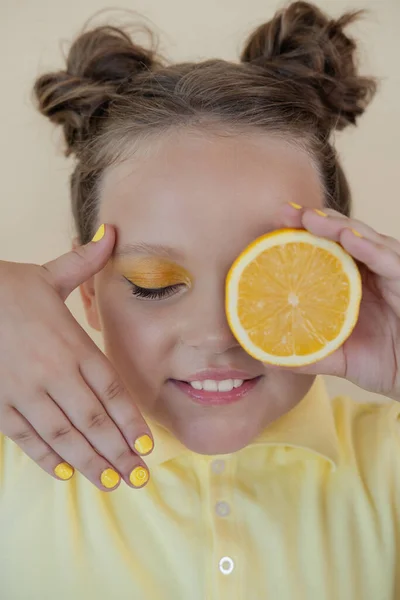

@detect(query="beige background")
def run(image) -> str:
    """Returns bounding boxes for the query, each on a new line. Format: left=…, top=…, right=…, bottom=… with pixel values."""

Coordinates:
left=1, top=0, right=399, bottom=402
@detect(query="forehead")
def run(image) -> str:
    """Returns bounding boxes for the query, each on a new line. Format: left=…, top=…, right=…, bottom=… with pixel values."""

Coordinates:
left=99, top=130, right=323, bottom=259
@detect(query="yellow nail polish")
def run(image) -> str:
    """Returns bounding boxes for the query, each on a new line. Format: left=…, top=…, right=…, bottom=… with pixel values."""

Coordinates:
left=92, top=224, right=105, bottom=242
left=54, top=462, right=74, bottom=481
left=352, top=229, right=363, bottom=238
left=129, top=466, right=149, bottom=488
left=314, top=209, right=327, bottom=217
left=134, top=434, right=154, bottom=455
left=100, top=468, right=120, bottom=489
left=289, top=202, right=302, bottom=210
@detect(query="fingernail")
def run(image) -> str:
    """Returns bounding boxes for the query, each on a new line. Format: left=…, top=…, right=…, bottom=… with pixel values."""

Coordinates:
left=129, top=466, right=149, bottom=488
left=314, top=209, right=327, bottom=217
left=134, top=434, right=154, bottom=455
left=92, top=224, right=105, bottom=242
left=351, top=229, right=363, bottom=238
left=289, top=202, right=302, bottom=210
left=100, top=468, right=120, bottom=489
left=54, top=462, right=74, bottom=481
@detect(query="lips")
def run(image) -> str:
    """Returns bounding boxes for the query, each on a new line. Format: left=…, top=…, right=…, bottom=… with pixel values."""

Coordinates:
left=171, top=375, right=262, bottom=406
left=184, top=368, right=261, bottom=382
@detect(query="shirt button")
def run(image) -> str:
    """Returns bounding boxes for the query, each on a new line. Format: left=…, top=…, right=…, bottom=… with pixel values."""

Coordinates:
left=219, top=556, right=234, bottom=575
left=215, top=501, right=231, bottom=517
left=211, top=459, right=225, bottom=474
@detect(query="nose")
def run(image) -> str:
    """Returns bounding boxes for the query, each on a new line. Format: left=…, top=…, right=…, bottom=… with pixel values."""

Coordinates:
left=179, top=284, right=239, bottom=354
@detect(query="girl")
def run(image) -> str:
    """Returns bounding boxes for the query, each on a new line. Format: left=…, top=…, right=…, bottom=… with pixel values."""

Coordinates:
left=1, top=2, right=400, bottom=598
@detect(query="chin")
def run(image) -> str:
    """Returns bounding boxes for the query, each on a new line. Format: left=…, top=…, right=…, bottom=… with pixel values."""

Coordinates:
left=171, top=413, right=260, bottom=456
left=156, top=372, right=314, bottom=455
left=189, top=438, right=249, bottom=456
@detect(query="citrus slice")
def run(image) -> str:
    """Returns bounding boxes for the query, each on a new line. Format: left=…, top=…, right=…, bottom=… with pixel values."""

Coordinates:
left=225, top=229, right=362, bottom=366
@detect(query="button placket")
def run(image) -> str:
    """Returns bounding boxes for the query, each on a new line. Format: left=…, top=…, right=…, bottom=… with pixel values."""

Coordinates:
left=211, top=459, right=226, bottom=475
left=219, top=556, right=235, bottom=575
left=208, top=455, right=240, bottom=598
left=215, top=500, right=231, bottom=517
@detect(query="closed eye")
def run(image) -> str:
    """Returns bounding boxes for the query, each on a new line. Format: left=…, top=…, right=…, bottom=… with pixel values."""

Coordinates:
left=124, top=277, right=184, bottom=301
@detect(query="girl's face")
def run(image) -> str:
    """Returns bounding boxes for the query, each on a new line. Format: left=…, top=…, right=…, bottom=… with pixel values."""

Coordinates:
left=82, top=130, right=325, bottom=455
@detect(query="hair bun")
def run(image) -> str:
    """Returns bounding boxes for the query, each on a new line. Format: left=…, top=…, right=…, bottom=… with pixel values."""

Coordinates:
left=241, top=1, right=377, bottom=133
left=33, top=25, right=158, bottom=157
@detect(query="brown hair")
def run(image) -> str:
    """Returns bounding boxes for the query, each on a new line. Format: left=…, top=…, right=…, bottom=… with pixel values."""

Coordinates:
left=33, top=1, right=377, bottom=244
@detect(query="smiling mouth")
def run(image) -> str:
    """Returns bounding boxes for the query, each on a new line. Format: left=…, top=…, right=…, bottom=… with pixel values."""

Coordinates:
left=171, top=376, right=263, bottom=406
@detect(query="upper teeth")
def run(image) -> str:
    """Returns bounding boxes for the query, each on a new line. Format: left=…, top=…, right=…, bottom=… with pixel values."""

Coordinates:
left=189, top=379, right=244, bottom=392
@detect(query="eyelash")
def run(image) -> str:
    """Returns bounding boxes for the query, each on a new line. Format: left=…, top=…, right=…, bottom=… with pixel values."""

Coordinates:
left=126, top=279, right=183, bottom=301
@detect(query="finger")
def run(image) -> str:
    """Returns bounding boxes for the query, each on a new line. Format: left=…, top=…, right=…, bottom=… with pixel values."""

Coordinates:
left=273, top=347, right=347, bottom=378
left=269, top=203, right=347, bottom=234
left=339, top=229, right=400, bottom=281
left=274, top=204, right=400, bottom=256
left=78, top=353, right=155, bottom=457
left=300, top=208, right=400, bottom=279
left=301, top=208, right=400, bottom=254
left=1, top=405, right=75, bottom=481
left=19, top=391, right=148, bottom=491
left=42, top=224, right=116, bottom=301
left=269, top=202, right=306, bottom=230
left=48, top=369, right=153, bottom=483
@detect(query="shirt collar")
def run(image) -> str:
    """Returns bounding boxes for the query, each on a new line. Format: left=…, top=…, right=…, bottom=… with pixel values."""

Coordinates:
left=247, top=376, right=339, bottom=469
left=144, top=377, right=339, bottom=470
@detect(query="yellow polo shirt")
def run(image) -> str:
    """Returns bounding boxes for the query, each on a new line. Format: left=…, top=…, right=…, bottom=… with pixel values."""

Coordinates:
left=1, top=377, right=400, bottom=600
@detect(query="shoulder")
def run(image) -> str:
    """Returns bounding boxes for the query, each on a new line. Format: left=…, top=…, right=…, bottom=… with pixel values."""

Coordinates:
left=331, top=394, right=400, bottom=468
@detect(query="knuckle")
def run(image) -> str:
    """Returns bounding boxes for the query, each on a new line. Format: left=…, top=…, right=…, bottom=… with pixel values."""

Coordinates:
left=84, top=410, right=110, bottom=430
left=102, top=378, right=126, bottom=403
left=31, top=354, right=75, bottom=385
left=47, top=422, right=74, bottom=443
left=36, top=446, right=55, bottom=463
left=374, top=244, right=400, bottom=272
left=381, top=234, right=393, bottom=243
left=11, top=427, right=35, bottom=443
left=381, top=244, right=398, bottom=261
left=114, top=446, right=133, bottom=464
left=121, top=414, right=142, bottom=432
left=38, top=262, right=63, bottom=291
left=34, top=362, right=62, bottom=385
left=38, top=263, right=53, bottom=283
left=393, top=252, right=400, bottom=270
left=81, top=453, right=101, bottom=473
left=382, top=234, right=400, bottom=252
left=69, top=247, right=87, bottom=265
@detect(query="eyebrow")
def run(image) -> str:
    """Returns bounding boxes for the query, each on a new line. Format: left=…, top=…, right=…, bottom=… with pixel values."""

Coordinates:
left=113, top=242, right=184, bottom=261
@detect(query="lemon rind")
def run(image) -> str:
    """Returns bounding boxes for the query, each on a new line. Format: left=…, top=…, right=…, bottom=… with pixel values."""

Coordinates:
left=225, top=229, right=362, bottom=366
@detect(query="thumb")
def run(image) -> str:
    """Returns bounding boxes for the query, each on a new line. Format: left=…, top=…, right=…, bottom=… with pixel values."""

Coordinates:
left=268, top=348, right=346, bottom=378
left=42, top=224, right=116, bottom=301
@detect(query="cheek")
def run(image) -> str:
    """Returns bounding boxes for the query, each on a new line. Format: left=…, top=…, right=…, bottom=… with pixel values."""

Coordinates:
left=96, top=287, right=178, bottom=382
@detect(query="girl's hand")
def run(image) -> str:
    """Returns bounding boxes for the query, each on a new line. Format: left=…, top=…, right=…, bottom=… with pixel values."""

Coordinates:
left=272, top=203, right=400, bottom=400
left=0, top=226, right=153, bottom=491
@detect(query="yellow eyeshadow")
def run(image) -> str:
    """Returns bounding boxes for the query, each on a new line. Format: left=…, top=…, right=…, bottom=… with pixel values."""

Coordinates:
left=116, top=257, right=192, bottom=289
